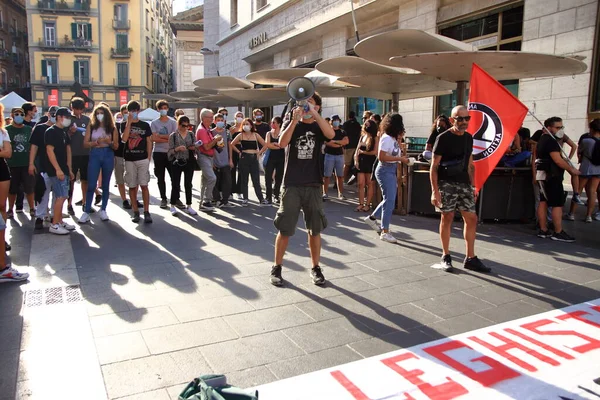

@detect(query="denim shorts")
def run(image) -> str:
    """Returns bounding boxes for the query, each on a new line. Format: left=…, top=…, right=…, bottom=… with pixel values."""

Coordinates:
left=324, top=154, right=344, bottom=178
left=49, top=176, right=70, bottom=198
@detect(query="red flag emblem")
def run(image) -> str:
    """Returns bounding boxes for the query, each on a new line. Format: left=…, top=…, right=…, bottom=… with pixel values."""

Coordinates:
left=467, top=63, right=528, bottom=192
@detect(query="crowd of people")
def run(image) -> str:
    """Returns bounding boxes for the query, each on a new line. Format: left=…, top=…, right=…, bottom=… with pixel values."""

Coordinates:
left=0, top=92, right=598, bottom=285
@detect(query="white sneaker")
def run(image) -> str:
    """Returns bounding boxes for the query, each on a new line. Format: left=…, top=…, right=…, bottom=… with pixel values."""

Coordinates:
left=61, top=221, right=76, bottom=231
left=594, top=213, right=600, bottom=221
left=187, top=206, right=197, bottom=216
left=236, top=194, right=243, bottom=200
left=565, top=213, right=575, bottom=221
left=585, top=216, right=592, bottom=223
left=380, top=232, right=397, bottom=243
left=170, top=206, right=178, bottom=216
left=363, top=216, right=381, bottom=233
left=0, top=266, right=29, bottom=282
left=79, top=212, right=90, bottom=224
left=99, top=210, right=109, bottom=221
left=50, top=224, right=70, bottom=235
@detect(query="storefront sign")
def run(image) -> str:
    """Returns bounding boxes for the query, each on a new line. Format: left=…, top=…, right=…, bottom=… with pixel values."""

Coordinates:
left=249, top=32, right=268, bottom=49
left=256, top=299, right=600, bottom=399
left=119, top=90, right=128, bottom=106
left=48, top=89, right=58, bottom=107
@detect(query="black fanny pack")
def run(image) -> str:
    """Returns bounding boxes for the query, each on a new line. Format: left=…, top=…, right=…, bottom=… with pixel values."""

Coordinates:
left=440, top=158, right=465, bottom=177
left=534, top=158, right=551, bottom=172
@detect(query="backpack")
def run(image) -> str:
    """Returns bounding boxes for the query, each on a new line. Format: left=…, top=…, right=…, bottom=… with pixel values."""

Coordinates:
left=591, top=137, right=600, bottom=166
left=179, top=375, right=259, bottom=400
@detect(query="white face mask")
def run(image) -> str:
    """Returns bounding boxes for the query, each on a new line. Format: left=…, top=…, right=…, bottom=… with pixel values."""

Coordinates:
left=236, top=117, right=243, bottom=124
left=160, top=109, right=168, bottom=117
left=242, top=125, right=251, bottom=132
left=97, top=114, right=104, bottom=122
left=555, top=129, right=565, bottom=139
left=50, top=117, right=56, bottom=124
left=62, top=118, right=71, bottom=127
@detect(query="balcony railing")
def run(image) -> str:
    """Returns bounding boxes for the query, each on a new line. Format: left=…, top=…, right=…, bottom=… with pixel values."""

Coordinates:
left=38, top=38, right=96, bottom=52
left=37, top=0, right=92, bottom=14
left=0, top=49, right=11, bottom=61
left=110, top=47, right=132, bottom=58
left=112, top=19, right=130, bottom=30
left=113, top=78, right=131, bottom=87
left=36, top=76, right=94, bottom=86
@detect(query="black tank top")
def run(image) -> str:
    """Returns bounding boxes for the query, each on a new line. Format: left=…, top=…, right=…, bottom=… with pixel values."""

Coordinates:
left=240, top=139, right=259, bottom=151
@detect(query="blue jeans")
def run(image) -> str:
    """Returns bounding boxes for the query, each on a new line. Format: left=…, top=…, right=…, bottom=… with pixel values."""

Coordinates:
left=85, top=147, right=114, bottom=212
left=372, top=164, right=397, bottom=231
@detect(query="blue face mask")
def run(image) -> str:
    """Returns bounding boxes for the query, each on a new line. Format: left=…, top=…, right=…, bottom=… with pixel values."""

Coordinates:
left=302, top=114, right=312, bottom=120
left=159, top=110, right=168, bottom=117
left=13, top=116, right=24, bottom=124
left=50, top=117, right=56, bottom=124
left=332, top=121, right=340, bottom=128
left=132, top=112, right=138, bottom=120
left=216, top=121, right=225, bottom=129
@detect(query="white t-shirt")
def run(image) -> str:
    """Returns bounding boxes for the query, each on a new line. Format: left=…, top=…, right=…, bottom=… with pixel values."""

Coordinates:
left=1, top=128, right=9, bottom=143
left=379, top=133, right=400, bottom=167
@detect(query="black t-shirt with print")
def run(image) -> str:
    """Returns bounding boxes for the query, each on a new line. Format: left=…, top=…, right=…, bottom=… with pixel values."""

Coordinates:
left=433, top=130, right=473, bottom=184
left=325, top=128, right=347, bottom=156
left=30, top=123, right=52, bottom=173
left=536, top=134, right=564, bottom=180
left=44, top=125, right=71, bottom=177
left=124, top=121, right=152, bottom=161
left=283, top=121, right=326, bottom=187
left=115, top=122, right=126, bottom=157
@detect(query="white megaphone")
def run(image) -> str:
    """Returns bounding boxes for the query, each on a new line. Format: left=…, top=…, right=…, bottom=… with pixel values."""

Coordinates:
left=286, top=77, right=315, bottom=112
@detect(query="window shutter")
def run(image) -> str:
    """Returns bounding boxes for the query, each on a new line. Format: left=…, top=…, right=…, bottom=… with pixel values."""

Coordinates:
left=87, top=24, right=92, bottom=41
left=74, top=61, right=79, bottom=82
left=71, top=23, right=77, bottom=39
left=41, top=60, right=47, bottom=77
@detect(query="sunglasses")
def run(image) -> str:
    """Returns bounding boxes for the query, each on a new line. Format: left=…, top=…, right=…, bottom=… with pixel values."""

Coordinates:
left=454, top=116, right=471, bottom=122
left=13, top=113, right=24, bottom=117
left=555, top=126, right=564, bottom=130
left=180, top=124, right=190, bottom=128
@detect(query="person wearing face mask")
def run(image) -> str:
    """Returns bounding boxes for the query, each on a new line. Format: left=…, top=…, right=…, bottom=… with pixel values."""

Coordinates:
left=270, top=92, right=335, bottom=287
left=263, top=117, right=285, bottom=204
left=252, top=109, right=270, bottom=140
left=114, top=104, right=138, bottom=210
left=195, top=108, right=221, bottom=211
left=216, top=108, right=231, bottom=130
left=5, top=108, right=35, bottom=218
left=211, top=113, right=234, bottom=208
left=535, top=116, right=581, bottom=242
left=29, top=106, right=59, bottom=230
left=229, top=112, right=245, bottom=200
left=424, top=115, right=451, bottom=161
left=430, top=106, right=490, bottom=273
left=230, top=119, right=268, bottom=206
left=322, top=115, right=349, bottom=200
left=44, top=107, right=76, bottom=235
left=168, top=116, right=198, bottom=216
left=65, top=98, right=92, bottom=216
left=78, top=105, right=119, bottom=223
left=150, top=100, right=178, bottom=209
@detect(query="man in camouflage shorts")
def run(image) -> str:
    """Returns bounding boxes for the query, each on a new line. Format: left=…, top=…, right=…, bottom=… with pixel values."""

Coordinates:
left=430, top=105, right=491, bottom=274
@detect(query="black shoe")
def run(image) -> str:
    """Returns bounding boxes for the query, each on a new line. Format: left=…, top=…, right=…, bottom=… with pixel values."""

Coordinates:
left=311, top=266, right=326, bottom=285
left=35, top=218, right=44, bottom=230
left=537, top=229, right=551, bottom=238
left=160, top=199, right=168, bottom=209
left=75, top=200, right=83, bottom=206
left=270, top=265, right=283, bottom=286
left=200, top=202, right=215, bottom=212
left=15, top=207, right=23, bottom=214
left=551, top=230, right=575, bottom=243
left=137, top=200, right=143, bottom=208
left=464, top=256, right=491, bottom=273
left=84, top=205, right=96, bottom=214
left=144, top=211, right=153, bottom=223
left=94, top=194, right=102, bottom=205
left=122, top=200, right=132, bottom=210
left=174, top=200, right=186, bottom=209
left=5, top=242, right=11, bottom=251
left=67, top=205, right=75, bottom=216
left=440, top=254, right=454, bottom=272
left=132, top=211, right=140, bottom=223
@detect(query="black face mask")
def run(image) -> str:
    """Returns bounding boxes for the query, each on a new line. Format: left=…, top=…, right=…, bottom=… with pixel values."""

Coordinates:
left=437, top=126, right=445, bottom=133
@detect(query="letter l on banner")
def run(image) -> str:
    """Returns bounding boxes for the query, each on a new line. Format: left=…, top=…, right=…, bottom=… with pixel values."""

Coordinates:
left=466, top=63, right=528, bottom=192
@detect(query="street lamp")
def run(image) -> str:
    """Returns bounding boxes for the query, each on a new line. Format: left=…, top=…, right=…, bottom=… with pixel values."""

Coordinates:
left=200, top=47, right=220, bottom=77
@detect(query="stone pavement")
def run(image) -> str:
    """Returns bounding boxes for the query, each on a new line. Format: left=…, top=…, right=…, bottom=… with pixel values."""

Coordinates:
left=1, top=175, right=600, bottom=400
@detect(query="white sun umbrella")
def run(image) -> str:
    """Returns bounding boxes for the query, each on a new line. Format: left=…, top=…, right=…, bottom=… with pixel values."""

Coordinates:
left=0, top=92, right=28, bottom=115
left=170, top=90, right=217, bottom=99
left=192, top=76, right=253, bottom=90
left=354, top=29, right=473, bottom=67
left=172, top=101, right=204, bottom=109
left=137, top=108, right=160, bottom=121
left=316, top=56, right=455, bottom=112
left=245, top=68, right=315, bottom=86
left=141, top=94, right=178, bottom=101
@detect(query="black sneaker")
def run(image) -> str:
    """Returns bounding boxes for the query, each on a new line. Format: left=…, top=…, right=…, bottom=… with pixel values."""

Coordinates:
left=35, top=218, right=44, bottom=230
left=440, top=254, right=454, bottom=272
left=270, top=265, right=283, bottom=286
left=67, top=205, right=75, bottom=216
left=174, top=200, right=186, bottom=209
left=551, top=231, right=575, bottom=243
left=75, top=200, right=83, bottom=206
left=132, top=211, right=140, bottom=223
left=5, top=241, right=11, bottom=251
left=200, top=202, right=215, bottom=212
left=464, top=256, right=491, bottom=273
left=15, top=207, right=23, bottom=214
left=311, top=266, right=326, bottom=286
left=144, top=211, right=153, bottom=223
left=537, top=229, right=551, bottom=238
left=94, top=194, right=102, bottom=205
left=160, top=199, right=168, bottom=209
left=122, top=200, right=132, bottom=210
left=137, top=200, right=143, bottom=208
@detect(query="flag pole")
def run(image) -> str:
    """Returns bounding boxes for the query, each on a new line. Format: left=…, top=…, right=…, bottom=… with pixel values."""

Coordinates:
left=526, top=109, right=574, bottom=168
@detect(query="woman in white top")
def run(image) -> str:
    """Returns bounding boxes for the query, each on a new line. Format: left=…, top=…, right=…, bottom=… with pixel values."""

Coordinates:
left=363, top=113, right=411, bottom=243
left=80, top=104, right=119, bottom=223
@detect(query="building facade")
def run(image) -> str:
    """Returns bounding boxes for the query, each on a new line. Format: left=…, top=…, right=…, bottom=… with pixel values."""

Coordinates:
left=26, top=0, right=174, bottom=111
left=0, top=0, right=30, bottom=99
left=203, top=0, right=600, bottom=140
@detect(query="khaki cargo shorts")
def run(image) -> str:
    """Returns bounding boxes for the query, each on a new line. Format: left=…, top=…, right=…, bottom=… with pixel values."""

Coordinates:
left=274, top=186, right=328, bottom=237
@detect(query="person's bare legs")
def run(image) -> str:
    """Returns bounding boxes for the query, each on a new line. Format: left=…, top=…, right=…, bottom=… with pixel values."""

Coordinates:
left=308, top=233, right=321, bottom=267
left=569, top=177, right=588, bottom=215
left=462, top=211, right=477, bottom=258
left=586, top=178, right=599, bottom=218
left=129, top=186, right=139, bottom=212
left=538, top=201, right=549, bottom=231
left=274, top=232, right=290, bottom=266
left=7, top=194, right=15, bottom=213
left=118, top=183, right=127, bottom=201
left=141, top=186, right=150, bottom=213
left=322, top=177, right=330, bottom=196
left=336, top=176, right=344, bottom=197
left=26, top=193, right=35, bottom=212
left=52, top=196, right=66, bottom=225
left=366, top=179, right=375, bottom=209
left=357, top=173, right=365, bottom=207
left=551, top=206, right=564, bottom=233
left=440, top=211, right=454, bottom=255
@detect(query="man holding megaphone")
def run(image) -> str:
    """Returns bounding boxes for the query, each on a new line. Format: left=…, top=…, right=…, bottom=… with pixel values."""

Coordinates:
left=271, top=85, right=335, bottom=287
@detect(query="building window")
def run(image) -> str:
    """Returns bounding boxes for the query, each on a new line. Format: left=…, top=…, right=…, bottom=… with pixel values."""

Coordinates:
left=74, top=60, right=90, bottom=85
left=71, top=23, right=92, bottom=42
left=0, top=9, right=4, bottom=28
left=256, top=0, right=268, bottom=10
left=436, top=5, right=524, bottom=116
left=116, top=33, right=128, bottom=50
left=145, top=10, right=149, bottom=30
left=44, top=22, right=56, bottom=46
left=231, top=0, right=238, bottom=26
left=12, top=18, right=17, bottom=31
left=0, top=39, right=5, bottom=50
left=41, top=59, right=58, bottom=84
left=114, top=4, right=128, bottom=22
left=117, top=63, right=129, bottom=86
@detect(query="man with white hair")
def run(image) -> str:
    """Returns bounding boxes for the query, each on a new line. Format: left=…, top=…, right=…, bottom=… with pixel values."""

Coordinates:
left=195, top=108, right=222, bottom=211
left=430, top=105, right=490, bottom=274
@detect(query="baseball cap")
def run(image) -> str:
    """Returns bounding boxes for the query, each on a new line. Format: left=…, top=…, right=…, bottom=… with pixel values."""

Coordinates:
left=48, top=106, right=59, bottom=116
left=55, top=107, right=71, bottom=117
left=12, top=107, right=24, bottom=114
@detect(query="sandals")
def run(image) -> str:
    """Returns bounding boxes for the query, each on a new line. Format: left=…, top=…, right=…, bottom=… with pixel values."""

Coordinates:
left=355, top=205, right=364, bottom=212
left=361, top=205, right=371, bottom=212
